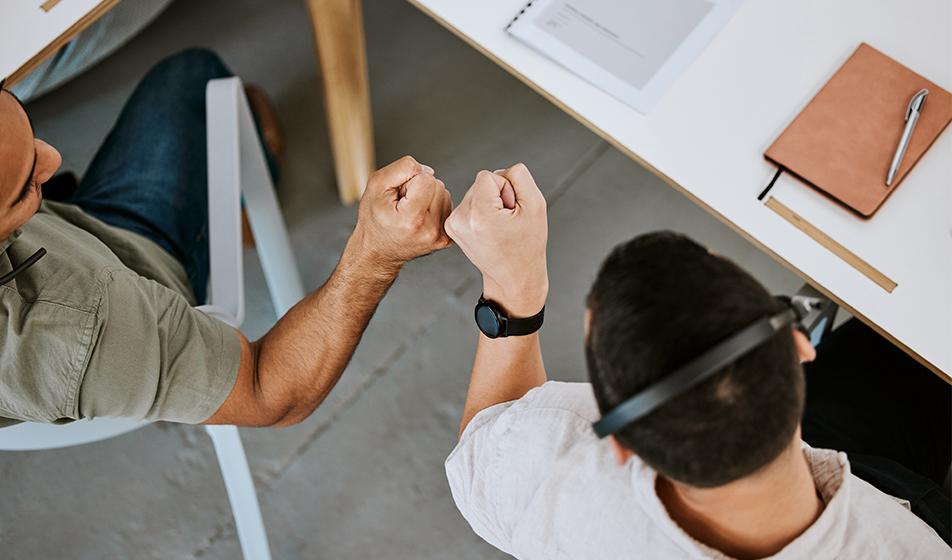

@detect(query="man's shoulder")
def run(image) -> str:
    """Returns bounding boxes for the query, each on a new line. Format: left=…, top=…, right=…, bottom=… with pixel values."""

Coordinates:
left=447, top=382, right=678, bottom=559
left=0, top=216, right=137, bottom=424
left=456, top=381, right=602, bottom=454
left=34, top=202, right=193, bottom=300
left=450, top=380, right=645, bottom=512
left=9, top=205, right=121, bottom=311
left=514, top=381, right=601, bottom=420
left=839, top=472, right=950, bottom=556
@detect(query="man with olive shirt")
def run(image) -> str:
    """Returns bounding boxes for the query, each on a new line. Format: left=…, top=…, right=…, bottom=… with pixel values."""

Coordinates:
left=0, top=49, right=453, bottom=428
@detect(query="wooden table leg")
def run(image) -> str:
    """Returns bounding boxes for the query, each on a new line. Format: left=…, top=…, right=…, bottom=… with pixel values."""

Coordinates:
left=305, top=0, right=375, bottom=205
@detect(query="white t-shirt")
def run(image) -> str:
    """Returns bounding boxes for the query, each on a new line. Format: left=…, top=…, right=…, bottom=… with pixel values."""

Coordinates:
left=446, top=381, right=949, bottom=559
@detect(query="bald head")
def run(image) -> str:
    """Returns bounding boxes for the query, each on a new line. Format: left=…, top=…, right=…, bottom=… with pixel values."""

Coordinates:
left=0, top=86, right=61, bottom=239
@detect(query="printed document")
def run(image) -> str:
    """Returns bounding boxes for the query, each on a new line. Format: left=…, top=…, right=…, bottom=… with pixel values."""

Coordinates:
left=507, top=0, right=742, bottom=113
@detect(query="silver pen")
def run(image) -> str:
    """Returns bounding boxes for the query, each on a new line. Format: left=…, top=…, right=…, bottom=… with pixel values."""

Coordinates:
left=886, top=88, right=929, bottom=187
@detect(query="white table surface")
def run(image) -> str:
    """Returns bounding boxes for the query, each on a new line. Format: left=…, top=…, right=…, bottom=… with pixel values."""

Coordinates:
left=410, top=0, right=952, bottom=377
left=0, top=0, right=107, bottom=80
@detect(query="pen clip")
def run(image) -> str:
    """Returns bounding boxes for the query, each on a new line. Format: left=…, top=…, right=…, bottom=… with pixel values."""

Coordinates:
left=904, top=88, right=929, bottom=121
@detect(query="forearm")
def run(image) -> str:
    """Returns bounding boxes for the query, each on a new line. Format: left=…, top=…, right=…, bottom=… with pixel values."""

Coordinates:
left=459, top=332, right=547, bottom=435
left=206, top=156, right=454, bottom=427
left=440, top=163, right=551, bottom=436
left=252, top=230, right=399, bottom=425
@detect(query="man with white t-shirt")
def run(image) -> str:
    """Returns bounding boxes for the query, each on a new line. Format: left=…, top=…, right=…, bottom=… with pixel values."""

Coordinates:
left=443, top=164, right=950, bottom=558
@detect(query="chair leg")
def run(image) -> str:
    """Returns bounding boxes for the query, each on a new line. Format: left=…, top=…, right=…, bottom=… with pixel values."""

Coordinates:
left=205, top=425, right=272, bottom=560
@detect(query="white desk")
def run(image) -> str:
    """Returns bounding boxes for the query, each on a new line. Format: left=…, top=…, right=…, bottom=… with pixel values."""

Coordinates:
left=0, top=0, right=116, bottom=83
left=409, top=0, right=952, bottom=379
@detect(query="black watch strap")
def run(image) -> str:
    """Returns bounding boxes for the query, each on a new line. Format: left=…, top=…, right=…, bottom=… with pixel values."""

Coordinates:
left=479, top=296, right=545, bottom=337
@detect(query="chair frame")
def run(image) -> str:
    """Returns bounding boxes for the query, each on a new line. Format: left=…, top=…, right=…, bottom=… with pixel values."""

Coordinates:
left=0, top=77, right=304, bottom=560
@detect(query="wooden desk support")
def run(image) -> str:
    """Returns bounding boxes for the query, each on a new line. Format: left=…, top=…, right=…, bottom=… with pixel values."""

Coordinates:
left=305, top=0, right=376, bottom=205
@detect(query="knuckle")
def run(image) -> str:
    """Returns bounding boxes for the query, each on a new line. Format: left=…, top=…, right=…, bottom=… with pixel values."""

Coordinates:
left=399, top=155, right=418, bottom=170
left=445, top=208, right=457, bottom=224
left=446, top=211, right=468, bottom=239
left=444, top=227, right=459, bottom=244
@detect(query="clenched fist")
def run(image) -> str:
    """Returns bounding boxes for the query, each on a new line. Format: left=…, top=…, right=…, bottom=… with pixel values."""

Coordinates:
left=445, top=163, right=548, bottom=317
left=350, top=156, right=454, bottom=274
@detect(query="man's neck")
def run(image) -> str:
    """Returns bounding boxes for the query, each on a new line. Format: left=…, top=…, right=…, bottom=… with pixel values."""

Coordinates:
left=655, top=444, right=823, bottom=559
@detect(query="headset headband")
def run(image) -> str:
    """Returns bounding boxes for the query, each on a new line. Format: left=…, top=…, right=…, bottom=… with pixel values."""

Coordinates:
left=591, top=307, right=798, bottom=438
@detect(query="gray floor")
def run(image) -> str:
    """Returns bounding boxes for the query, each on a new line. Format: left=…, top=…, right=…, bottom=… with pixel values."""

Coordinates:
left=0, top=1, right=802, bottom=558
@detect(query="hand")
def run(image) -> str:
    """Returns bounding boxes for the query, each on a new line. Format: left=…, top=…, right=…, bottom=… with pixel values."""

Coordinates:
left=445, top=163, right=548, bottom=317
left=350, top=156, right=454, bottom=275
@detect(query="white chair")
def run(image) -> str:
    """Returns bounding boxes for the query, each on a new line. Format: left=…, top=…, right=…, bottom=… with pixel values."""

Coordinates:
left=0, top=77, right=304, bottom=560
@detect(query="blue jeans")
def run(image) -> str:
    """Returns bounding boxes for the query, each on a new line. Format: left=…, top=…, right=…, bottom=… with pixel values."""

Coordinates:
left=69, top=48, right=275, bottom=303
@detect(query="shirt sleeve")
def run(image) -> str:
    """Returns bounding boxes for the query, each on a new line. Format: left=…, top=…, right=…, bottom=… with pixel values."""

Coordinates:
left=78, top=268, right=241, bottom=424
left=444, top=381, right=600, bottom=554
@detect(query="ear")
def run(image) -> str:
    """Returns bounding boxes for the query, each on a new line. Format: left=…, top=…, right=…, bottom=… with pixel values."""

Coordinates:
left=792, top=329, right=817, bottom=364
left=609, top=436, right=635, bottom=466
left=584, top=308, right=592, bottom=338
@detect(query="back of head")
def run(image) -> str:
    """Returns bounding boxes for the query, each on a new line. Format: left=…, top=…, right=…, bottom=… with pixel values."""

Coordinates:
left=586, top=231, right=803, bottom=488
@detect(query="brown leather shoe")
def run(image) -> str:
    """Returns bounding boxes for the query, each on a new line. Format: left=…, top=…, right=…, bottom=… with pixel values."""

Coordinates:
left=241, top=85, right=284, bottom=246
left=244, top=85, right=285, bottom=165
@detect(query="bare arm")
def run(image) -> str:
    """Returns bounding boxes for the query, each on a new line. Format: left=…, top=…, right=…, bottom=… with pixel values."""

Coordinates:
left=459, top=332, right=547, bottom=436
left=445, top=164, right=550, bottom=435
left=206, top=157, right=454, bottom=426
left=206, top=232, right=398, bottom=426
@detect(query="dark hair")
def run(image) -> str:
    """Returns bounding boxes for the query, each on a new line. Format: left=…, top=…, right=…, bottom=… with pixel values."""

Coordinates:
left=585, top=231, right=803, bottom=487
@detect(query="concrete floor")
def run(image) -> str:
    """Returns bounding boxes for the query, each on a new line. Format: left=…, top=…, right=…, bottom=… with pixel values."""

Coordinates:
left=0, top=1, right=803, bottom=558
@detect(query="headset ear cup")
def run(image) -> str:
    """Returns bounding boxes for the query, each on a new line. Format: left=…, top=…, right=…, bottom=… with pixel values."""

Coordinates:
left=772, top=295, right=806, bottom=332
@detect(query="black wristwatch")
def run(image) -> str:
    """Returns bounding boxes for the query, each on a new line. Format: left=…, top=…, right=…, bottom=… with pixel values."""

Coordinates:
left=474, top=296, right=545, bottom=339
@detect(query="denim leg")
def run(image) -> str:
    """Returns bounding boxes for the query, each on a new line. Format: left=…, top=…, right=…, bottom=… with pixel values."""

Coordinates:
left=71, top=48, right=233, bottom=303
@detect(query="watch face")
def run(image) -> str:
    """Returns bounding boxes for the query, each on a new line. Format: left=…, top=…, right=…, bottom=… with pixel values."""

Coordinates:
left=475, top=304, right=502, bottom=338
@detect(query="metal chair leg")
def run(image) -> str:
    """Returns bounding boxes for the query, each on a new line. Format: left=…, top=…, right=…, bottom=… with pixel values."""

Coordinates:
left=205, top=425, right=272, bottom=560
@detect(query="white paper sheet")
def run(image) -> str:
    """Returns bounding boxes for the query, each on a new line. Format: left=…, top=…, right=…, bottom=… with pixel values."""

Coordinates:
left=507, top=0, right=742, bottom=113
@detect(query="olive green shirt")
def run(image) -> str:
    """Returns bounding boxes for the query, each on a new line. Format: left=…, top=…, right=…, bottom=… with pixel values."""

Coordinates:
left=0, top=201, right=240, bottom=428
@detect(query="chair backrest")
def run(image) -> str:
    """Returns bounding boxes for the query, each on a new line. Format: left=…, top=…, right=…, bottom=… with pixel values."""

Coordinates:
left=207, top=77, right=303, bottom=317
left=0, top=76, right=275, bottom=451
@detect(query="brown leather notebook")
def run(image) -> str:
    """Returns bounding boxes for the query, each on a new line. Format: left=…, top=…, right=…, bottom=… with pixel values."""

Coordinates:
left=765, top=43, right=952, bottom=217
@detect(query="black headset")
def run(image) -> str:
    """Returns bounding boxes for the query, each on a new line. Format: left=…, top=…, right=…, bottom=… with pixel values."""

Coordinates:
left=591, top=287, right=837, bottom=439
